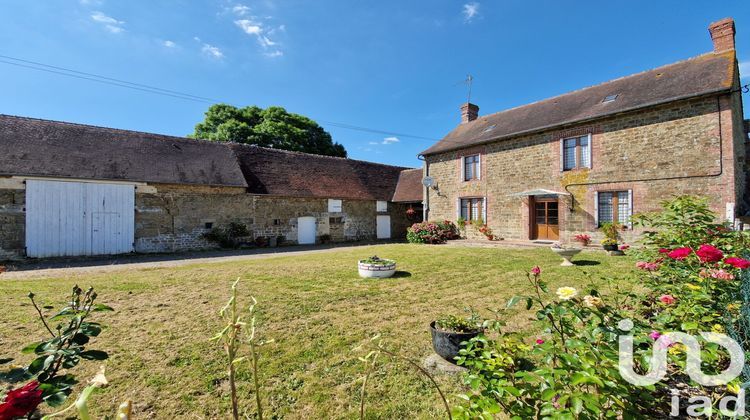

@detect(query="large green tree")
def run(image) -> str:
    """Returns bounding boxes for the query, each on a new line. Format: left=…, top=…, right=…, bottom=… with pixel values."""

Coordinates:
left=190, top=104, right=347, bottom=157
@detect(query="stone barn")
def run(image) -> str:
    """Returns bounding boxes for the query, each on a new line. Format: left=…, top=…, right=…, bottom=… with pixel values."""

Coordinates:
left=0, top=115, right=417, bottom=260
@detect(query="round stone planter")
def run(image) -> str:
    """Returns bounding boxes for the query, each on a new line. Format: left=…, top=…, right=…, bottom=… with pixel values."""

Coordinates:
left=551, top=247, right=582, bottom=266
left=430, top=321, right=481, bottom=364
left=358, top=259, right=396, bottom=278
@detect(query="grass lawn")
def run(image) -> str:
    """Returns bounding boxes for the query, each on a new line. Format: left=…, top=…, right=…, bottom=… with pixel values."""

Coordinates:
left=0, top=244, right=637, bottom=419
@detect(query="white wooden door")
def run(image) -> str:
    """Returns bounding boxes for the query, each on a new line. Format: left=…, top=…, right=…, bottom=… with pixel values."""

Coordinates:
left=26, top=180, right=135, bottom=257
left=297, top=216, right=317, bottom=245
left=376, top=215, right=391, bottom=239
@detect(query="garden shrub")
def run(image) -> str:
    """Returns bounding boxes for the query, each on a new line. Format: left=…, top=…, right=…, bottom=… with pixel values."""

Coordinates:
left=406, top=220, right=459, bottom=244
left=453, top=196, right=750, bottom=418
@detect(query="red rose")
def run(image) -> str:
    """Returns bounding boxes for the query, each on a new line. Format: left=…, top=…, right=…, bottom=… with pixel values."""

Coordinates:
left=530, top=266, right=541, bottom=275
left=725, top=257, right=750, bottom=269
left=695, top=244, right=723, bottom=263
left=667, top=247, right=692, bottom=260
left=0, top=381, right=43, bottom=419
left=658, top=248, right=670, bottom=254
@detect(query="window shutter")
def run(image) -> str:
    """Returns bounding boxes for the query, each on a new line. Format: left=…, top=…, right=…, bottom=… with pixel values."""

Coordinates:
left=482, top=197, right=487, bottom=222
left=559, top=140, right=564, bottom=172
left=477, top=155, right=481, bottom=180
left=594, top=191, right=599, bottom=228
left=586, top=134, right=593, bottom=169
left=628, top=189, right=633, bottom=228
left=456, top=198, right=461, bottom=220
left=460, top=156, right=466, bottom=181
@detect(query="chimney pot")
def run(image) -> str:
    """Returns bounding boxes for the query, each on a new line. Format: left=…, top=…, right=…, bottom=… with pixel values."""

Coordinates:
left=708, top=17, right=735, bottom=52
left=460, top=103, right=479, bottom=124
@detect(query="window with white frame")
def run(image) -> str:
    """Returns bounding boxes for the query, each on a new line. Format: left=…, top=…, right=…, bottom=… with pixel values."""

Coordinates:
left=376, top=200, right=388, bottom=212
left=597, top=191, right=631, bottom=227
left=328, top=199, right=342, bottom=213
left=462, top=154, right=480, bottom=181
left=562, top=134, right=591, bottom=170
left=460, top=198, right=484, bottom=221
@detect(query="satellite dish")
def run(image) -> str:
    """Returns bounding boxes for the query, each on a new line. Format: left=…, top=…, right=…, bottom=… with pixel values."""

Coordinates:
left=421, top=176, right=434, bottom=188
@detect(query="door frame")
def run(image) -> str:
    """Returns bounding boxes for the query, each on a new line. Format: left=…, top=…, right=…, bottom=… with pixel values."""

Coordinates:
left=530, top=196, right=560, bottom=240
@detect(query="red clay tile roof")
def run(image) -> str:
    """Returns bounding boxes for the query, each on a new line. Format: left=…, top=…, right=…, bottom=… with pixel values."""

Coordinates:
left=0, top=114, right=248, bottom=187
left=392, top=168, right=423, bottom=202
left=229, top=143, right=411, bottom=200
left=421, top=50, right=737, bottom=156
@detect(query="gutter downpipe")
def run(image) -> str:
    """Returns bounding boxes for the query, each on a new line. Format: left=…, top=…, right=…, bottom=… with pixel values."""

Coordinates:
left=417, top=153, right=428, bottom=221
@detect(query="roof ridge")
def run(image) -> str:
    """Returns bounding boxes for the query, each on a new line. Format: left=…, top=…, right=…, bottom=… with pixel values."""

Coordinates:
left=0, top=113, right=223, bottom=147
left=471, top=50, right=733, bottom=124
left=228, top=142, right=413, bottom=170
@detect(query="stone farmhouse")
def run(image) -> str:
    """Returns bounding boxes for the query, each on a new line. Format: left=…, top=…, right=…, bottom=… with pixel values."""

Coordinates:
left=420, top=18, right=749, bottom=244
left=0, top=115, right=423, bottom=260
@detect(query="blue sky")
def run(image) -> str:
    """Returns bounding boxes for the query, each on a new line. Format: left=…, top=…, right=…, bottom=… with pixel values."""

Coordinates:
left=1, top=1, right=748, bottom=168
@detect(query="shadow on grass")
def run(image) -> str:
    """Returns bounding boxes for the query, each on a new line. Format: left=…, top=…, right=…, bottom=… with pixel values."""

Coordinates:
left=391, top=271, right=412, bottom=278
left=573, top=260, right=601, bottom=266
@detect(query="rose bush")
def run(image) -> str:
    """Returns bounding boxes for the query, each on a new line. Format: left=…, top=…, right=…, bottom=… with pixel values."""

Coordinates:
left=406, top=220, right=459, bottom=244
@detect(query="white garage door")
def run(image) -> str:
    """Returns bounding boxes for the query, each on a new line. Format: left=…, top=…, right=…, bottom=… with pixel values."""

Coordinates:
left=376, top=215, right=391, bottom=239
left=297, top=217, right=317, bottom=245
left=26, top=180, right=135, bottom=257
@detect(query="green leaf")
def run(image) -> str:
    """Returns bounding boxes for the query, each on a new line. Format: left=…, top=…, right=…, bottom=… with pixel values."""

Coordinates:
left=91, top=304, right=114, bottom=312
left=21, top=341, right=42, bottom=354
left=525, top=297, right=533, bottom=310
left=506, top=295, right=524, bottom=309
left=79, top=322, right=102, bottom=337
left=72, top=333, right=90, bottom=345
left=80, top=350, right=108, bottom=360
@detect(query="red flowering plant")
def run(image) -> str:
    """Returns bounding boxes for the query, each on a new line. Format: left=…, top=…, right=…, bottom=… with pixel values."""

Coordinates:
left=573, top=233, right=591, bottom=246
left=0, top=286, right=113, bottom=413
left=406, top=220, right=459, bottom=244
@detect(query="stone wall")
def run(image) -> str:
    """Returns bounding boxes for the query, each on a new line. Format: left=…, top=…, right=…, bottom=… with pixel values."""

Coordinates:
left=425, top=94, right=746, bottom=244
left=0, top=182, right=25, bottom=260
left=0, top=180, right=410, bottom=260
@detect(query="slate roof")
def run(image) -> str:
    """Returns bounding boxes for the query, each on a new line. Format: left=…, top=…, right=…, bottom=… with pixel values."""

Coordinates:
left=228, top=143, right=410, bottom=200
left=421, top=50, right=737, bottom=156
left=0, top=114, right=248, bottom=187
left=392, top=168, right=424, bottom=202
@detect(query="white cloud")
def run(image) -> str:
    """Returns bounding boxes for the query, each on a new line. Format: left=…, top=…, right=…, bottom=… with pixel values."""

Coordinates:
left=462, top=2, right=480, bottom=22
left=264, top=50, right=283, bottom=58
left=235, top=19, right=262, bottom=35
left=163, top=40, right=177, bottom=48
left=91, top=11, right=125, bottom=33
left=740, top=61, right=750, bottom=80
left=232, top=4, right=251, bottom=16
left=201, top=43, right=224, bottom=59
left=382, top=136, right=400, bottom=144
left=234, top=18, right=283, bottom=56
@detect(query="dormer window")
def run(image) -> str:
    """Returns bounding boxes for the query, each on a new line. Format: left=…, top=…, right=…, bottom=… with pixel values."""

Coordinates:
left=462, top=154, right=480, bottom=181
left=602, top=94, right=618, bottom=103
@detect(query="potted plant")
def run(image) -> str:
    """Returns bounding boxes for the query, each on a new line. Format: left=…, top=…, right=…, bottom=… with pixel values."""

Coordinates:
left=357, top=256, right=396, bottom=278
left=430, top=314, right=482, bottom=364
left=599, top=222, right=621, bottom=251
left=550, top=242, right=581, bottom=266
left=573, top=233, right=591, bottom=247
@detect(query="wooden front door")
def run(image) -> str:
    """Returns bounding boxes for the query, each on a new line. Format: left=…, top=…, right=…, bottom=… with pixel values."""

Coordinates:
left=533, top=199, right=559, bottom=240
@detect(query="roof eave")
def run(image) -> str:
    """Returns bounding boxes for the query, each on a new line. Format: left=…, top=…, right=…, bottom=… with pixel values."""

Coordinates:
left=421, top=87, right=733, bottom=157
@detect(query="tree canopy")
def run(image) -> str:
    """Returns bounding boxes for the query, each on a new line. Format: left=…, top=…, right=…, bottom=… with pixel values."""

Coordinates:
left=190, top=104, right=347, bottom=157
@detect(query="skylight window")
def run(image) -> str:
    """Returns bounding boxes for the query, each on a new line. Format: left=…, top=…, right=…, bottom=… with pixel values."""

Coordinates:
left=482, top=124, right=497, bottom=133
left=602, top=94, right=619, bottom=103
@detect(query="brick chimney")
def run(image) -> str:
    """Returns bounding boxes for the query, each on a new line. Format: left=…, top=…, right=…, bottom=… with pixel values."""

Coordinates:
left=460, top=103, right=479, bottom=124
left=708, top=17, right=735, bottom=52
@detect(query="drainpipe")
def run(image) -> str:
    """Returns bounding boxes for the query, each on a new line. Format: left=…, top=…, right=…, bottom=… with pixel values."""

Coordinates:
left=417, top=153, right=428, bottom=221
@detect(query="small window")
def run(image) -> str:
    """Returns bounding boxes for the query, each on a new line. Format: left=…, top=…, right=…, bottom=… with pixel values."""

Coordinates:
left=602, top=94, right=618, bottom=103
left=272, top=219, right=282, bottom=226
left=562, top=135, right=591, bottom=171
left=328, top=199, right=342, bottom=213
left=463, top=154, right=480, bottom=181
left=204, top=222, right=213, bottom=229
left=329, top=217, right=343, bottom=224
left=460, top=198, right=484, bottom=221
left=376, top=201, right=388, bottom=212
left=598, top=191, right=631, bottom=227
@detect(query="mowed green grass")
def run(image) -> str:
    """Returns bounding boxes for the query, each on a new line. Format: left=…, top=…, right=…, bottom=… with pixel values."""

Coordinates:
left=0, top=244, right=637, bottom=419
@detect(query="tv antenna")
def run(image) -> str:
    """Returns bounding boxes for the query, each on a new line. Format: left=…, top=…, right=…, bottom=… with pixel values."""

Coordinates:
left=463, top=74, right=474, bottom=103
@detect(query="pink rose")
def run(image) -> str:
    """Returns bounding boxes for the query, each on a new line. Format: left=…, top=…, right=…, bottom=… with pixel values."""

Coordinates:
left=530, top=266, right=541, bottom=275
left=695, top=244, right=724, bottom=263
left=659, top=294, right=676, bottom=305
left=619, top=244, right=630, bottom=251
left=667, top=247, right=692, bottom=260
left=725, top=257, right=750, bottom=269
left=649, top=330, right=662, bottom=340
left=535, top=339, right=545, bottom=345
